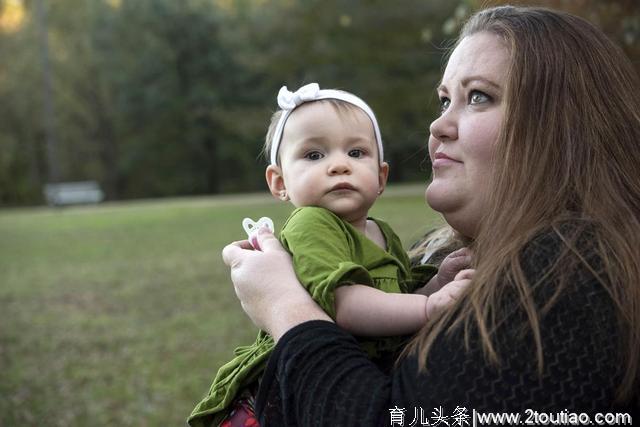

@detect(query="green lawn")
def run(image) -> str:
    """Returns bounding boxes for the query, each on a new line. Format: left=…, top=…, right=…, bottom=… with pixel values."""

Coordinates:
left=0, top=184, right=441, bottom=426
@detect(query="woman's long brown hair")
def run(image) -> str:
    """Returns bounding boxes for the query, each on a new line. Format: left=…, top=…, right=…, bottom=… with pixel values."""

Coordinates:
left=407, top=6, right=640, bottom=401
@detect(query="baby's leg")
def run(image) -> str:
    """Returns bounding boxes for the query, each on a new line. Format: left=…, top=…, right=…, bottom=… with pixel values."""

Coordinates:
left=218, top=383, right=259, bottom=427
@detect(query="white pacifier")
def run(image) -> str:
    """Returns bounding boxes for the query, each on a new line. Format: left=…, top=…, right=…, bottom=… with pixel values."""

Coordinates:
left=242, top=217, right=275, bottom=250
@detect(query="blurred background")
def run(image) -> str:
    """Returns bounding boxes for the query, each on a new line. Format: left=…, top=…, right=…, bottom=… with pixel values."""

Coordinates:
left=0, top=0, right=638, bottom=206
left=0, top=1, right=638, bottom=426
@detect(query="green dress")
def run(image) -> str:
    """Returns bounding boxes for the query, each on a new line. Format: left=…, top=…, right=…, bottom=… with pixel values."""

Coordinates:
left=188, top=207, right=436, bottom=426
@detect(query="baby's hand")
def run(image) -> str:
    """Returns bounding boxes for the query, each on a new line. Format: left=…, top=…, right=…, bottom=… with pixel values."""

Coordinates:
left=426, top=269, right=474, bottom=319
left=435, top=247, right=472, bottom=289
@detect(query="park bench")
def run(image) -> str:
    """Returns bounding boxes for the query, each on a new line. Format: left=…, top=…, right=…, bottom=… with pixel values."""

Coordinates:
left=44, top=181, right=105, bottom=206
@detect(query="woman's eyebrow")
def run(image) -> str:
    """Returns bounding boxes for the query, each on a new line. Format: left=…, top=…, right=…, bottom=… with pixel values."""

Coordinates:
left=461, top=76, right=501, bottom=90
left=437, top=76, right=501, bottom=93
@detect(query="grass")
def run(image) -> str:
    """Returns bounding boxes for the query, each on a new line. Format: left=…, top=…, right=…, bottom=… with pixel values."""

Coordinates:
left=0, top=183, right=442, bottom=426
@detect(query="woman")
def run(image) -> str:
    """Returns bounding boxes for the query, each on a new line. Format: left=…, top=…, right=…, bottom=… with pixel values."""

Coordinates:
left=223, top=6, right=640, bottom=425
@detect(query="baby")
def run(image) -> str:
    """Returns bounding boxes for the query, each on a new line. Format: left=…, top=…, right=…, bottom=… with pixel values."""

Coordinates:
left=189, top=83, right=471, bottom=427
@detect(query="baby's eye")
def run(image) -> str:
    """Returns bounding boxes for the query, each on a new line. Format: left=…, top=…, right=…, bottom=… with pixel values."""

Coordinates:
left=469, top=90, right=491, bottom=105
left=439, top=96, right=451, bottom=113
left=348, top=149, right=365, bottom=158
left=304, top=151, right=324, bottom=161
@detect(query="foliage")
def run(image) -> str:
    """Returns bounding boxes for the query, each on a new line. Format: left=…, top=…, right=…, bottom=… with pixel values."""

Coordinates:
left=231, top=0, right=466, bottom=182
left=0, top=0, right=464, bottom=205
left=0, top=0, right=637, bottom=206
left=481, top=0, right=640, bottom=63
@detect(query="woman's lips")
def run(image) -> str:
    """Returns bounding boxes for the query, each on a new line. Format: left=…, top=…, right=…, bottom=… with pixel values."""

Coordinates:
left=432, top=152, right=461, bottom=168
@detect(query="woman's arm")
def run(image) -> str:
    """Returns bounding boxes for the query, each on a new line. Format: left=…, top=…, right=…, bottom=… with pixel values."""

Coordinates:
left=222, top=228, right=472, bottom=339
left=256, top=320, right=392, bottom=426
left=256, top=274, right=628, bottom=426
left=224, top=229, right=633, bottom=425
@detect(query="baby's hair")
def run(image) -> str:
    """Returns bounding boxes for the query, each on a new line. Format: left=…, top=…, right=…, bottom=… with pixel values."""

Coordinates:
left=263, top=99, right=368, bottom=165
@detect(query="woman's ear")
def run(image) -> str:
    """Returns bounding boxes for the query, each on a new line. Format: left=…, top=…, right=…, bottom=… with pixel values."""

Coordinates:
left=266, top=165, right=288, bottom=201
left=377, top=162, right=390, bottom=195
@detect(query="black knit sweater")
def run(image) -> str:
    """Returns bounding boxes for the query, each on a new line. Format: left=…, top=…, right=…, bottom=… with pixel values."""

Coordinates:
left=255, top=231, right=639, bottom=426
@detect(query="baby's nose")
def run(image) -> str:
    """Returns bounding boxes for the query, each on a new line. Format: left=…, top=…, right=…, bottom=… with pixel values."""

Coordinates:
left=328, top=158, right=351, bottom=175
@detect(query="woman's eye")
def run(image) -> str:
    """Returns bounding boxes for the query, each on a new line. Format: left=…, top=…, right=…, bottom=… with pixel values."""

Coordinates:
left=439, top=96, right=451, bottom=112
left=348, top=149, right=364, bottom=158
left=304, top=151, right=323, bottom=161
left=469, top=90, right=490, bottom=105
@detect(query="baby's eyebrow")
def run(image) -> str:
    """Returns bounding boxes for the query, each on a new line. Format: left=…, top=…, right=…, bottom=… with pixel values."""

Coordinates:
left=289, top=138, right=326, bottom=153
left=345, top=135, right=375, bottom=144
left=298, top=136, right=329, bottom=145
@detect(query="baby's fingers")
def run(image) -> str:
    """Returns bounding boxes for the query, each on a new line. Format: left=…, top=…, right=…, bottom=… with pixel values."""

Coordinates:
left=454, top=268, right=475, bottom=281
left=426, top=277, right=471, bottom=319
left=441, top=278, right=470, bottom=298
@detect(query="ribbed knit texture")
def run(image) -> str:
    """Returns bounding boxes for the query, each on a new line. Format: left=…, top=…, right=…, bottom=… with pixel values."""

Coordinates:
left=255, top=230, right=639, bottom=426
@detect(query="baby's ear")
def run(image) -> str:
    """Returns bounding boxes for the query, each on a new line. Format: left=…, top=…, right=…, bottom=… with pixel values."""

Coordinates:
left=377, top=161, right=390, bottom=194
left=266, top=165, right=287, bottom=200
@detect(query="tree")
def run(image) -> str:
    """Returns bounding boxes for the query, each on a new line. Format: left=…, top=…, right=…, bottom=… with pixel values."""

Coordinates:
left=478, top=0, right=640, bottom=76
left=0, top=0, right=255, bottom=203
left=224, top=0, right=466, bottom=183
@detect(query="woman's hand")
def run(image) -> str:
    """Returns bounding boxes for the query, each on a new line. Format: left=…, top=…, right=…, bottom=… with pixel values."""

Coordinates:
left=436, top=247, right=473, bottom=288
left=415, top=247, right=473, bottom=296
left=222, top=228, right=332, bottom=342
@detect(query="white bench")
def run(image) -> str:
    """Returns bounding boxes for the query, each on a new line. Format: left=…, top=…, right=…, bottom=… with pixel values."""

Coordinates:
left=44, top=181, right=105, bottom=206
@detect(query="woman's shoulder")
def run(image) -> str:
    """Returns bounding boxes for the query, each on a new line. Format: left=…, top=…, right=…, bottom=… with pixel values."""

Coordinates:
left=519, top=221, right=603, bottom=280
left=509, top=224, right=618, bottom=357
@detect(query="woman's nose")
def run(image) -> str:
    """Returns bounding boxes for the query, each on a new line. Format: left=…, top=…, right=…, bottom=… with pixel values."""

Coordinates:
left=429, top=110, right=458, bottom=143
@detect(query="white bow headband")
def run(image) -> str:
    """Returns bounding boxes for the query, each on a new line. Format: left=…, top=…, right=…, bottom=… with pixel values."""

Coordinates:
left=270, top=83, right=384, bottom=165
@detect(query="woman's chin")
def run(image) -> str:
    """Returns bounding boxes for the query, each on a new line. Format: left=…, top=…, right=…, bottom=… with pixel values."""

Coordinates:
left=425, top=182, right=454, bottom=213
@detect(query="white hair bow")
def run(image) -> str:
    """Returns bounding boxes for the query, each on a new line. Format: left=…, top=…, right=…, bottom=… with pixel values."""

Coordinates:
left=277, top=83, right=321, bottom=110
left=269, top=83, right=384, bottom=166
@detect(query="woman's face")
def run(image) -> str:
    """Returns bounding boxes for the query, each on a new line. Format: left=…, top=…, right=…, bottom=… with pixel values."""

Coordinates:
left=426, top=32, right=509, bottom=238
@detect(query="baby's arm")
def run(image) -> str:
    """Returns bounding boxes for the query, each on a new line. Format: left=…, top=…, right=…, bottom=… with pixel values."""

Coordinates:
left=334, top=286, right=428, bottom=336
left=334, top=269, right=473, bottom=337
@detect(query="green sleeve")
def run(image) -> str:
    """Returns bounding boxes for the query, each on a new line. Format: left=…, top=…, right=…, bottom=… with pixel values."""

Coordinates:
left=280, top=207, right=373, bottom=319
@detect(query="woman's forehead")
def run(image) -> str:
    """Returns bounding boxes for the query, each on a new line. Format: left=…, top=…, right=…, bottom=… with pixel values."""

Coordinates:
left=441, top=33, right=509, bottom=89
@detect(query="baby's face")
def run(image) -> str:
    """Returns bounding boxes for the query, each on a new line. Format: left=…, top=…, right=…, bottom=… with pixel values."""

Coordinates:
left=277, top=101, right=386, bottom=223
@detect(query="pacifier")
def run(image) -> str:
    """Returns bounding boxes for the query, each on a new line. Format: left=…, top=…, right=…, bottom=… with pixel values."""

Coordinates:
left=242, top=217, right=275, bottom=251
